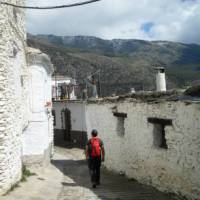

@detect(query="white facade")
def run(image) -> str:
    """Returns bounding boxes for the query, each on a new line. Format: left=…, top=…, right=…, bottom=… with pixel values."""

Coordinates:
left=85, top=98, right=200, bottom=200
left=22, top=48, right=54, bottom=166
left=0, top=0, right=54, bottom=195
left=0, top=0, right=28, bottom=194
left=53, top=101, right=86, bottom=132
left=53, top=101, right=87, bottom=146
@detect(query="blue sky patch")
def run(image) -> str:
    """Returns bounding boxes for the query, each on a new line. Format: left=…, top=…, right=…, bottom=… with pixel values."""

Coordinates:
left=141, top=22, right=154, bottom=33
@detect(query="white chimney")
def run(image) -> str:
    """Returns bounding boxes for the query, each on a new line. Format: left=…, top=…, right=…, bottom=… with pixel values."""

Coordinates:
left=155, top=67, right=166, bottom=92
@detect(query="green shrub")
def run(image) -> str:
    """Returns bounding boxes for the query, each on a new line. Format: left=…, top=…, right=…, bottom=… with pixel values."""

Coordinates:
left=21, top=165, right=36, bottom=182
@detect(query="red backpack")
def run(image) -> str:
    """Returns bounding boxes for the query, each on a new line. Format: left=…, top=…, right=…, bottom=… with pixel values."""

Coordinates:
left=90, top=138, right=101, bottom=157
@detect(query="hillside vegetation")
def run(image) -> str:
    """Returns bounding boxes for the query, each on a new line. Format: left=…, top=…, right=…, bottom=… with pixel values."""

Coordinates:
left=27, top=34, right=200, bottom=96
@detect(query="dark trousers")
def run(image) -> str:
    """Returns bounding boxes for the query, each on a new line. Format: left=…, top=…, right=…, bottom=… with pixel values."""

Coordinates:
left=88, top=157, right=101, bottom=184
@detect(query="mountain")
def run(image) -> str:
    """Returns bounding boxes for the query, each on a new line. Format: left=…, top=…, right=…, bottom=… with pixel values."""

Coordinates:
left=27, top=34, right=200, bottom=96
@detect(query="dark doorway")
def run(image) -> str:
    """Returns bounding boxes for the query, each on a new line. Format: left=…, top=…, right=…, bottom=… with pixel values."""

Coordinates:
left=61, top=108, right=71, bottom=141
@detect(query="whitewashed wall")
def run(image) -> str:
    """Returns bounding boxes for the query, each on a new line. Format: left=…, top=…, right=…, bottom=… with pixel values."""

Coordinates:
left=0, top=0, right=28, bottom=194
left=53, top=101, right=87, bottom=132
left=22, top=50, right=54, bottom=166
left=85, top=100, right=200, bottom=200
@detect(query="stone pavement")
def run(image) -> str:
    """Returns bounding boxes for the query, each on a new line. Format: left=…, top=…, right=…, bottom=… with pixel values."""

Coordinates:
left=2, top=147, right=182, bottom=200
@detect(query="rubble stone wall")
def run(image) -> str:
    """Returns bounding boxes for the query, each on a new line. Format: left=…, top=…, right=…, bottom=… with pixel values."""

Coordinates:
left=0, top=0, right=27, bottom=194
left=85, top=100, right=200, bottom=200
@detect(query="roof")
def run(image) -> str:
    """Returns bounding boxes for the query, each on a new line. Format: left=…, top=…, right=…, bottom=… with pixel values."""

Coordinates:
left=87, top=90, right=200, bottom=104
left=52, top=75, right=73, bottom=81
left=52, top=88, right=200, bottom=105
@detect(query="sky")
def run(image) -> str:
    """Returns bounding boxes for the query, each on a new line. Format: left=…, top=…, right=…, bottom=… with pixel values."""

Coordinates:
left=26, top=0, right=200, bottom=44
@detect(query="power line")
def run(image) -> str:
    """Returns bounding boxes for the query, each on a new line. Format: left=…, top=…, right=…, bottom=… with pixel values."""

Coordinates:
left=0, top=0, right=101, bottom=9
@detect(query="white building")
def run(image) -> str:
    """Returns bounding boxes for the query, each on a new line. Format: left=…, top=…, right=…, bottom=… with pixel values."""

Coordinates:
left=52, top=89, right=200, bottom=200
left=85, top=92, right=200, bottom=200
left=53, top=100, right=87, bottom=147
left=22, top=48, right=54, bottom=166
left=0, top=0, right=28, bottom=194
left=0, top=1, right=54, bottom=193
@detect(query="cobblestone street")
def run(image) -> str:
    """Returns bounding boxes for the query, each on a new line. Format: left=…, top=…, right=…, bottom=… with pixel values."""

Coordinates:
left=54, top=147, right=180, bottom=200
left=2, top=147, right=181, bottom=200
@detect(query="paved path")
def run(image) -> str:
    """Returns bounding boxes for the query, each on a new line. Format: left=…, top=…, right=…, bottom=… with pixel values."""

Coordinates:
left=54, top=148, right=179, bottom=200
left=2, top=147, right=181, bottom=200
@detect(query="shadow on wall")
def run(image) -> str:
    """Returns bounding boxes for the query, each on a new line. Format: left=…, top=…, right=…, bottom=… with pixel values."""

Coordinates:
left=54, top=130, right=88, bottom=149
left=51, top=158, right=179, bottom=200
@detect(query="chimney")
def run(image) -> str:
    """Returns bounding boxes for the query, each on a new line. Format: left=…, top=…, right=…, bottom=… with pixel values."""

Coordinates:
left=154, top=67, right=166, bottom=92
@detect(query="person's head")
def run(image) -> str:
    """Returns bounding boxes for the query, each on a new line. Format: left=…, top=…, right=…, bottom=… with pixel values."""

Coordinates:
left=91, top=129, right=98, bottom=137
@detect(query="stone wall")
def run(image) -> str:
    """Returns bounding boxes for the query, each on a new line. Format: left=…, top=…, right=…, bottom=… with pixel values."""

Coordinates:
left=85, top=99, right=200, bottom=200
left=0, top=0, right=27, bottom=194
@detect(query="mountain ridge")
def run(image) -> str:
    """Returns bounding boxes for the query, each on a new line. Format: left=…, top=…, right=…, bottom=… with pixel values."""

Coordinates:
left=27, top=34, right=200, bottom=96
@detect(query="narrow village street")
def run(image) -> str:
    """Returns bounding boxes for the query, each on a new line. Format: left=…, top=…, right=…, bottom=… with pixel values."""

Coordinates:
left=1, top=1, right=200, bottom=199
left=2, top=145, right=181, bottom=200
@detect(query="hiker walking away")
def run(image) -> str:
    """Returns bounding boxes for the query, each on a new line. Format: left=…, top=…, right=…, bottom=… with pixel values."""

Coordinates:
left=86, top=129, right=105, bottom=188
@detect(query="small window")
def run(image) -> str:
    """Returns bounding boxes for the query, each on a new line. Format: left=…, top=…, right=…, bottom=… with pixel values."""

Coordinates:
left=52, top=110, right=56, bottom=126
left=113, top=112, right=127, bottom=136
left=148, top=118, right=172, bottom=149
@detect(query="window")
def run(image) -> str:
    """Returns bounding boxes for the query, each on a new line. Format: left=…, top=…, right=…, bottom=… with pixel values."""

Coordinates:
left=113, top=112, right=127, bottom=136
left=148, top=118, right=172, bottom=149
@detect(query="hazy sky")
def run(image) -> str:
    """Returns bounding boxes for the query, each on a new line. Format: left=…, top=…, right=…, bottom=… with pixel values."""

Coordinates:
left=26, top=0, right=200, bottom=43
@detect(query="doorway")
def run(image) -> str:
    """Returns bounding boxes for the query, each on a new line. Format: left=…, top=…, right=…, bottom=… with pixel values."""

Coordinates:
left=61, top=108, right=71, bottom=141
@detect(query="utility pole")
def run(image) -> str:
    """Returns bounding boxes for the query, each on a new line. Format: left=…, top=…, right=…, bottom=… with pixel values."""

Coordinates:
left=55, top=69, right=58, bottom=100
left=98, top=70, right=102, bottom=97
left=86, top=69, right=101, bottom=98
